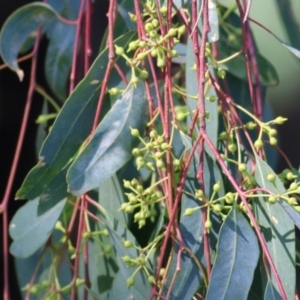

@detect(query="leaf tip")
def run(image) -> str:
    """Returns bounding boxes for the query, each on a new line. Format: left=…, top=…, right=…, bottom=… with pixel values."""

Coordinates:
left=16, top=69, right=24, bottom=82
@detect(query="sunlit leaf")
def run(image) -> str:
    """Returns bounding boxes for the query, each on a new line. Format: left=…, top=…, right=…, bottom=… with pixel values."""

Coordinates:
left=254, top=155, right=295, bottom=300
left=206, top=207, right=259, bottom=300
left=9, top=198, right=66, bottom=258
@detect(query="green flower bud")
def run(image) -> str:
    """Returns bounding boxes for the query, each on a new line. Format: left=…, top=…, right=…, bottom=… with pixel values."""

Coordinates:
left=183, top=208, right=195, bottom=216
left=115, top=45, right=124, bottom=56
left=213, top=182, right=221, bottom=192
left=123, top=240, right=133, bottom=248
left=245, top=121, right=257, bottom=130
left=160, top=6, right=168, bottom=14
left=76, top=278, right=85, bottom=287
left=159, top=268, right=166, bottom=277
left=177, top=25, right=186, bottom=37
left=139, top=41, right=147, bottom=48
left=82, top=231, right=92, bottom=239
left=217, top=68, right=226, bottom=79
left=130, top=128, right=140, bottom=137
left=268, top=196, right=277, bottom=204
left=127, top=40, right=139, bottom=52
left=161, top=142, right=169, bottom=150
left=157, top=57, right=166, bottom=68
left=269, top=137, right=277, bottom=146
left=288, top=197, right=298, bottom=206
left=195, top=189, right=204, bottom=199
left=125, top=205, right=135, bottom=213
left=289, top=182, right=298, bottom=191
left=213, top=204, right=223, bottom=212
left=138, top=219, right=146, bottom=228
left=136, top=52, right=146, bottom=61
left=145, top=23, right=154, bottom=32
left=228, top=143, right=237, bottom=153
left=148, top=275, right=156, bottom=284
left=225, top=192, right=235, bottom=204
left=173, top=159, right=181, bottom=167
left=274, top=116, right=287, bottom=125
left=139, top=70, right=149, bottom=80
left=204, top=220, right=212, bottom=229
left=151, top=48, right=158, bottom=57
left=254, top=139, right=263, bottom=150
left=149, top=130, right=158, bottom=138
left=123, top=180, right=131, bottom=188
left=286, top=172, right=297, bottom=181
left=156, top=159, right=165, bottom=170
left=126, top=276, right=135, bottom=287
left=294, top=206, right=300, bottom=213
left=120, top=202, right=129, bottom=211
left=206, top=95, right=218, bottom=102
left=269, top=128, right=277, bottom=137
left=132, top=148, right=141, bottom=156
left=219, top=131, right=228, bottom=140
left=108, top=87, right=120, bottom=95
left=152, top=19, right=159, bottom=27
left=121, top=255, right=131, bottom=262
left=168, top=28, right=177, bottom=37
left=238, top=163, right=247, bottom=173
left=146, top=162, right=155, bottom=171
left=266, top=173, right=276, bottom=183
left=136, top=157, right=145, bottom=169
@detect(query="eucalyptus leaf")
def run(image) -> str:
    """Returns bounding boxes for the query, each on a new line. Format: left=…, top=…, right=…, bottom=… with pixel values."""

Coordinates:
left=163, top=132, right=222, bottom=299
left=98, top=174, right=128, bottom=225
left=16, top=31, right=135, bottom=200
left=0, top=3, right=60, bottom=80
left=9, top=198, right=66, bottom=258
left=264, top=281, right=282, bottom=300
left=67, top=82, right=148, bottom=196
left=254, top=155, right=295, bottom=300
left=206, top=208, right=260, bottom=300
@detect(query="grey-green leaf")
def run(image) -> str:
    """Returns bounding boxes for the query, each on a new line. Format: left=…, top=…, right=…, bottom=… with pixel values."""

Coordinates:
left=0, top=3, right=59, bottom=80
left=254, top=155, right=295, bottom=300
left=67, top=83, right=148, bottom=196
left=206, top=208, right=260, bottom=300
left=98, top=174, right=128, bottom=225
left=16, top=31, right=135, bottom=200
left=9, top=198, right=66, bottom=258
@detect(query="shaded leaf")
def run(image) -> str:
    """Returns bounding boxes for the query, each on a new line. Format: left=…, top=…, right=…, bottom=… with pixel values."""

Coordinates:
left=78, top=238, right=118, bottom=299
left=67, top=83, right=148, bottom=196
left=264, top=281, right=282, bottom=300
left=100, top=209, right=151, bottom=300
left=163, top=132, right=221, bottom=299
left=98, top=174, right=128, bottom=226
left=16, top=31, right=135, bottom=200
left=15, top=241, right=72, bottom=299
left=44, top=20, right=76, bottom=100
left=0, top=3, right=60, bottom=80
left=9, top=198, right=66, bottom=258
left=254, top=155, right=295, bottom=300
left=37, top=165, right=70, bottom=215
left=206, top=208, right=259, bottom=300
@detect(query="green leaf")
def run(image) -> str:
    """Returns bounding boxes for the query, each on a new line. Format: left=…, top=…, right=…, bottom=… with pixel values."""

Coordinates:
left=15, top=243, right=72, bottom=300
left=100, top=209, right=151, bottom=300
left=254, top=155, right=295, bottom=300
left=163, top=132, right=222, bottom=299
left=16, top=31, right=135, bottom=200
left=78, top=238, right=118, bottom=299
left=67, top=82, right=148, bottom=196
left=206, top=208, right=260, bottom=300
left=0, top=3, right=60, bottom=80
left=37, top=165, right=70, bottom=215
left=98, top=174, right=128, bottom=225
left=264, top=281, right=281, bottom=300
left=44, top=20, right=76, bottom=100
left=9, top=198, right=66, bottom=258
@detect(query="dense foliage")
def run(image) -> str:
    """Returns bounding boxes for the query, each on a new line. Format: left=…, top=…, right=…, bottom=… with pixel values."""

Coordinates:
left=1, top=0, right=300, bottom=299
